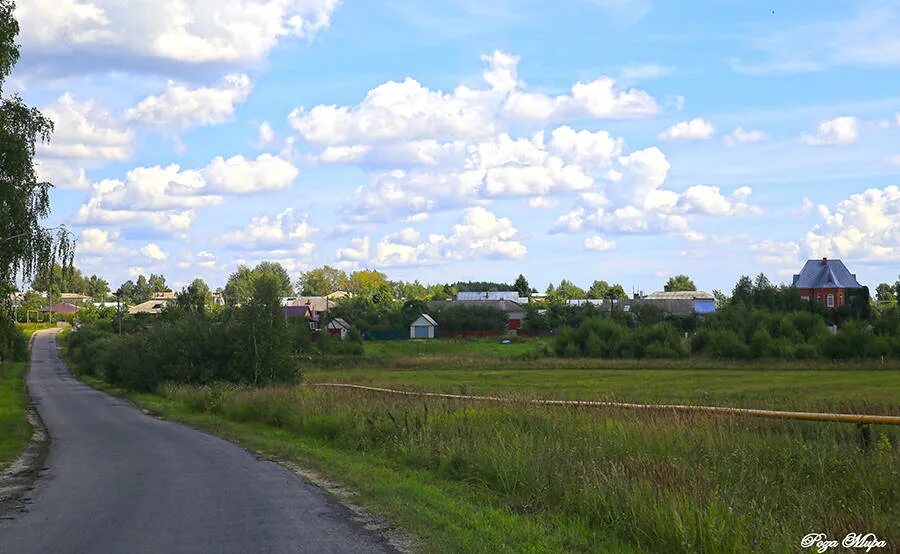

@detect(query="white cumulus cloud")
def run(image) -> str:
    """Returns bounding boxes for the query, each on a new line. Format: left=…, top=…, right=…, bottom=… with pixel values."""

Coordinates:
left=583, top=235, right=616, bottom=251
left=141, top=243, right=169, bottom=261
left=801, top=116, right=859, bottom=146
left=36, top=93, right=133, bottom=189
left=202, top=154, right=298, bottom=193
left=290, top=50, right=658, bottom=147
left=805, top=185, right=900, bottom=261
left=724, top=126, right=769, bottom=146
left=16, top=0, right=340, bottom=68
left=658, top=118, right=715, bottom=141
left=221, top=208, right=317, bottom=250
left=126, top=74, right=252, bottom=128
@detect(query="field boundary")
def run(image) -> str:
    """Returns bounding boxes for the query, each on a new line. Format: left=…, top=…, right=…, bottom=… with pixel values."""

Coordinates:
left=311, top=383, right=900, bottom=425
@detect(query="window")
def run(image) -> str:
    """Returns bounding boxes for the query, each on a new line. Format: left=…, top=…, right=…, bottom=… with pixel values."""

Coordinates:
left=827, top=294, right=834, bottom=307
left=817, top=294, right=822, bottom=303
left=839, top=294, right=843, bottom=305
left=801, top=296, right=810, bottom=302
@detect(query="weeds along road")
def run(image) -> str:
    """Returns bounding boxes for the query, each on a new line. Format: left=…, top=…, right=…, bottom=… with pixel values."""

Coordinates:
left=0, top=330, right=395, bottom=554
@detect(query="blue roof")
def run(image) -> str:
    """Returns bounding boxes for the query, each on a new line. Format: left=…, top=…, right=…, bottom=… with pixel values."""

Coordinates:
left=792, top=259, right=862, bottom=289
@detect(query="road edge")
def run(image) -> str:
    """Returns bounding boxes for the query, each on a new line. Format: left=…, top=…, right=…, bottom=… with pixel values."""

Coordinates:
left=0, top=331, right=52, bottom=516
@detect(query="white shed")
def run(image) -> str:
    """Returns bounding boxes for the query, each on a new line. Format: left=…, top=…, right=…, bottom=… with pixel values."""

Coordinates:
left=409, top=314, right=437, bottom=339
left=327, top=317, right=352, bottom=340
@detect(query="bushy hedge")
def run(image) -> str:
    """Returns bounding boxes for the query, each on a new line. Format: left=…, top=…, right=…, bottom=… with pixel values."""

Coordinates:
left=67, top=276, right=299, bottom=391
left=67, top=310, right=297, bottom=392
left=428, top=303, right=508, bottom=333
left=551, top=304, right=900, bottom=361
left=554, top=318, right=687, bottom=359
left=0, top=314, right=27, bottom=362
left=692, top=306, right=900, bottom=360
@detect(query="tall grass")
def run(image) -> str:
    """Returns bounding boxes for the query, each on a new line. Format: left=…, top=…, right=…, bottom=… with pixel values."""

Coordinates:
left=160, top=383, right=899, bottom=553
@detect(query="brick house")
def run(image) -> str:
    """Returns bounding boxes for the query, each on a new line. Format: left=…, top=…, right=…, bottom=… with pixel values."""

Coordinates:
left=792, top=258, right=863, bottom=309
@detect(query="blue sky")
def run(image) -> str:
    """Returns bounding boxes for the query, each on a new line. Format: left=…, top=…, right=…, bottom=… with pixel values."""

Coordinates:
left=12, top=0, right=900, bottom=292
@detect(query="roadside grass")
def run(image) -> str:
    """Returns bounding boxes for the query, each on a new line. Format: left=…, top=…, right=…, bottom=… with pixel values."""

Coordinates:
left=0, top=323, right=47, bottom=470
left=0, top=362, right=30, bottom=470
left=17, top=323, right=55, bottom=339
left=304, top=368, right=900, bottom=414
left=72, top=363, right=899, bottom=553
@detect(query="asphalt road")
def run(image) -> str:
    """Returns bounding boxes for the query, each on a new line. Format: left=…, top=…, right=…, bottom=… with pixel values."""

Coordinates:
left=0, top=330, right=396, bottom=554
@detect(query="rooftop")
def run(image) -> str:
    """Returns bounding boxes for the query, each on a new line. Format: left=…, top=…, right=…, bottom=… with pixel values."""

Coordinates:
left=792, top=258, right=863, bottom=289
left=645, top=291, right=715, bottom=300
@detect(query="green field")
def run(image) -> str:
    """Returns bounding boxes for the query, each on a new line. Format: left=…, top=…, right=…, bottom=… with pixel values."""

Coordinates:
left=305, top=367, right=900, bottom=414
left=361, top=338, right=548, bottom=358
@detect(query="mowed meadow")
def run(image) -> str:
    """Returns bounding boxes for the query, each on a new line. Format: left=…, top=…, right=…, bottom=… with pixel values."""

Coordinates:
left=84, top=347, right=900, bottom=553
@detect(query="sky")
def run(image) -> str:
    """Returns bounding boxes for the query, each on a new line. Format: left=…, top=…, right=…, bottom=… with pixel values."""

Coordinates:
left=10, top=0, right=900, bottom=293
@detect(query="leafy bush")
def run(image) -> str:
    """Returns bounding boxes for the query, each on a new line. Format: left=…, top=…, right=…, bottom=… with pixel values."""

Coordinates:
left=553, top=318, right=685, bottom=359
left=65, top=277, right=298, bottom=391
left=0, top=314, right=27, bottom=362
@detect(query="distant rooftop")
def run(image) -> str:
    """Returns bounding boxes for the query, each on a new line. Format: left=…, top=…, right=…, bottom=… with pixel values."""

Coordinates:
left=792, top=258, right=863, bottom=289
left=645, top=291, right=715, bottom=300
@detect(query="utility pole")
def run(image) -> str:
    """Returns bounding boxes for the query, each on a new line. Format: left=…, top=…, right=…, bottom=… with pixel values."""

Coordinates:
left=115, top=290, right=123, bottom=335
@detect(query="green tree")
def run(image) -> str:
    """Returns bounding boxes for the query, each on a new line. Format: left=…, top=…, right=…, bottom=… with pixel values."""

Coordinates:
left=297, top=265, right=349, bottom=296
left=893, top=276, right=900, bottom=301
left=348, top=269, right=389, bottom=298
left=253, top=261, right=294, bottom=297
left=239, top=273, right=293, bottom=385
left=0, top=0, right=72, bottom=290
left=224, top=265, right=254, bottom=305
left=30, top=263, right=86, bottom=295
left=586, top=280, right=609, bottom=299
left=86, top=275, right=109, bottom=302
left=731, top=275, right=754, bottom=305
left=605, top=284, right=627, bottom=300
left=148, top=273, right=168, bottom=293
left=225, top=262, right=294, bottom=305
left=117, top=280, right=137, bottom=304
left=664, top=274, right=696, bottom=292
left=135, top=275, right=153, bottom=303
left=552, top=279, right=586, bottom=301
left=175, top=278, right=212, bottom=313
left=876, top=283, right=896, bottom=303
left=752, top=273, right=778, bottom=309
left=514, top=274, right=531, bottom=297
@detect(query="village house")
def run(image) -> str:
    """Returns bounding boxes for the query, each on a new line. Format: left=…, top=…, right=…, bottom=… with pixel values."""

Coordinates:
left=283, top=305, right=319, bottom=330
left=792, top=257, right=864, bottom=309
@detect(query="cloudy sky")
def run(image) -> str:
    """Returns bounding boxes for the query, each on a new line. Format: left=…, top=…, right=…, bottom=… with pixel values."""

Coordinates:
left=12, top=0, right=900, bottom=292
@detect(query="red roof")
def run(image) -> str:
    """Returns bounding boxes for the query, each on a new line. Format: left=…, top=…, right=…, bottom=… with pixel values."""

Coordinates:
left=38, top=303, right=79, bottom=314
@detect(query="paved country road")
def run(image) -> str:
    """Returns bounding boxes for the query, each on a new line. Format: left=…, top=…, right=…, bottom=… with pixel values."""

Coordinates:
left=0, top=330, right=396, bottom=554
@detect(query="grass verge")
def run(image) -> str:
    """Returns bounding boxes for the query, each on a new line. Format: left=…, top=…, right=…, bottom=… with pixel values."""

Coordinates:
left=0, top=362, right=31, bottom=470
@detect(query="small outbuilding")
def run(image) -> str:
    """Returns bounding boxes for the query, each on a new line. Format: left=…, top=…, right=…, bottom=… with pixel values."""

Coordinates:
left=327, top=317, right=352, bottom=340
left=409, top=314, right=437, bottom=339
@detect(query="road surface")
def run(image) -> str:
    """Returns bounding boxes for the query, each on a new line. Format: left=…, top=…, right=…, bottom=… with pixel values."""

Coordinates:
left=0, top=330, right=396, bottom=553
